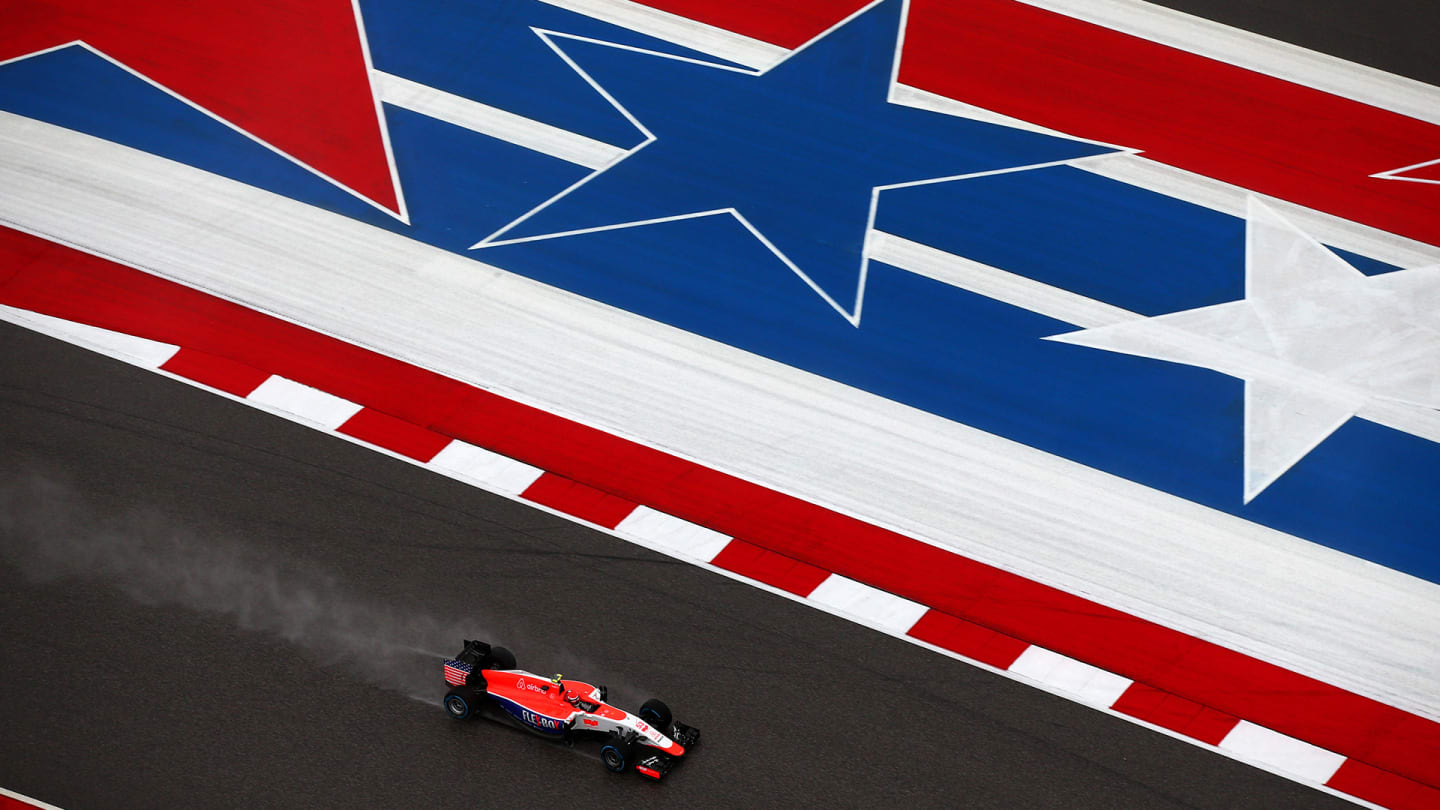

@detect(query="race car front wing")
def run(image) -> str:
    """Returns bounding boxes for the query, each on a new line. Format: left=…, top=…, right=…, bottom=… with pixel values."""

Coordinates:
left=635, top=721, right=701, bottom=780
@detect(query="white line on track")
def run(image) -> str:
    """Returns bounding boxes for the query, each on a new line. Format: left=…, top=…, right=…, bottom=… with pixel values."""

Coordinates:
left=0, top=304, right=179, bottom=368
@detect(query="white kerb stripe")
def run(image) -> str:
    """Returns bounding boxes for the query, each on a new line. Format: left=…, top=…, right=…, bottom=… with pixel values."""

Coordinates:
left=806, top=574, right=929, bottom=635
left=246, top=376, right=363, bottom=430
left=1218, top=721, right=1347, bottom=783
left=428, top=440, right=545, bottom=496
left=0, top=304, right=179, bottom=368
left=615, top=506, right=732, bottom=563
left=372, top=71, right=625, bottom=171
left=1008, top=646, right=1133, bottom=708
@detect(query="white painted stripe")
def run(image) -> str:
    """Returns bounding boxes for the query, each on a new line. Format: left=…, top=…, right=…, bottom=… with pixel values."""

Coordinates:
left=0, top=304, right=180, bottom=368
left=867, top=231, right=1136, bottom=329
left=246, top=376, right=363, bottom=430
left=806, top=574, right=929, bottom=635
left=1077, top=154, right=1440, bottom=271
left=891, top=84, right=1068, bottom=138
left=1218, top=721, right=1347, bottom=783
left=1008, top=646, right=1134, bottom=708
left=615, top=506, right=732, bottom=562
left=6, top=114, right=1437, bottom=723
left=889, top=84, right=1137, bottom=153
left=538, top=0, right=784, bottom=70
left=428, top=440, right=545, bottom=496
left=372, top=71, right=625, bottom=171
left=0, top=787, right=65, bottom=810
left=1019, top=0, right=1440, bottom=127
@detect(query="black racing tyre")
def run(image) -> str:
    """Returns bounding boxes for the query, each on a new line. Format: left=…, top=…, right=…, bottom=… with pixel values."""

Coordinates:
left=486, top=646, right=517, bottom=670
left=638, top=698, right=672, bottom=730
left=600, top=733, right=636, bottom=774
left=444, top=686, right=479, bottom=720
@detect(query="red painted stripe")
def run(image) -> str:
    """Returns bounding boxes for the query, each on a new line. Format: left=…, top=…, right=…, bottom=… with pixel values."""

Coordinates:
left=1327, top=760, right=1440, bottom=810
left=1110, top=682, right=1240, bottom=746
left=521, top=473, right=638, bottom=529
left=2, top=225, right=1437, bottom=790
left=638, top=0, right=1440, bottom=251
left=0, top=1, right=398, bottom=212
left=905, top=609, right=1028, bottom=670
left=0, top=796, right=37, bottom=810
left=160, top=348, right=268, bottom=397
left=337, top=408, right=451, bottom=462
left=709, top=539, right=831, bottom=596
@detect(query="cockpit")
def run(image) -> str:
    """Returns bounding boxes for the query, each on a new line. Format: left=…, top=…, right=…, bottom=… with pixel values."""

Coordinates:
left=564, top=688, right=600, bottom=713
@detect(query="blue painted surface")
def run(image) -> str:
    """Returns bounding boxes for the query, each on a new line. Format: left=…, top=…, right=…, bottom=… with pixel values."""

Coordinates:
left=0, top=1, right=1434, bottom=583
left=384, top=105, right=591, bottom=252
left=486, top=0, right=1113, bottom=311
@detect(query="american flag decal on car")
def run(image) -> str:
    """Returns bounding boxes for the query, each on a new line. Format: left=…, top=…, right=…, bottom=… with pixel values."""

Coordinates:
left=443, top=659, right=471, bottom=686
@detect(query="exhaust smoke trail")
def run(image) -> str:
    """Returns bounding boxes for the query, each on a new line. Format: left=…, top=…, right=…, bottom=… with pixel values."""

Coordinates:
left=0, top=472, right=488, bottom=701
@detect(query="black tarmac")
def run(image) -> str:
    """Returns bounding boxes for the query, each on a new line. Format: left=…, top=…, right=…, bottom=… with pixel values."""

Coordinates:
left=1, top=326, right=1350, bottom=810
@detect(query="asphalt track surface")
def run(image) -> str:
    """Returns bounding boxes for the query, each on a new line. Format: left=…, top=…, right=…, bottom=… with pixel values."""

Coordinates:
left=0, top=327, right=1350, bottom=809
left=1, top=2, right=1434, bottom=808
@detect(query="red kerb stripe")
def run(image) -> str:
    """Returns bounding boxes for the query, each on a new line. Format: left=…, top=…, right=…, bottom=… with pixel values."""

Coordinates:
left=521, top=473, right=639, bottom=529
left=161, top=348, right=269, bottom=397
left=338, top=408, right=452, bottom=462
left=1326, top=759, right=1440, bottom=810
left=906, top=609, right=1028, bottom=670
left=1110, top=682, right=1240, bottom=746
left=709, top=539, right=831, bottom=596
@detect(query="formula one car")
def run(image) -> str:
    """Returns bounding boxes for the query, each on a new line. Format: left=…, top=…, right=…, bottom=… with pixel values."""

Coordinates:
left=442, top=640, right=700, bottom=780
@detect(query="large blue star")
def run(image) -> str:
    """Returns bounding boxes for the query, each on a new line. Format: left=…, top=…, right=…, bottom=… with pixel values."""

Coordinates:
left=471, top=0, right=1116, bottom=324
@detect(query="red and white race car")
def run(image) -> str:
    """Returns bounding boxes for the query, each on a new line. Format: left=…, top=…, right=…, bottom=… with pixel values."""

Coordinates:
left=442, top=640, right=700, bottom=780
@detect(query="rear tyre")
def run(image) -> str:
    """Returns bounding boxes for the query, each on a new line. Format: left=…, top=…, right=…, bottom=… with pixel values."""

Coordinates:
left=486, top=646, right=517, bottom=670
left=600, top=733, right=636, bottom=774
left=638, top=698, right=672, bottom=730
left=444, top=686, right=479, bottom=720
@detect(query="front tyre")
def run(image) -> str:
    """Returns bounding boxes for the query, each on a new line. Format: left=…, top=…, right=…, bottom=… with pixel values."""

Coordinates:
left=638, top=698, right=672, bottom=730
left=444, top=686, right=479, bottom=720
left=600, top=733, right=637, bottom=774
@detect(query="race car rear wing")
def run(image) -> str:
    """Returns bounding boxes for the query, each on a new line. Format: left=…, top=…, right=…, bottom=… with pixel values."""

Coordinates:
left=456, top=639, right=491, bottom=667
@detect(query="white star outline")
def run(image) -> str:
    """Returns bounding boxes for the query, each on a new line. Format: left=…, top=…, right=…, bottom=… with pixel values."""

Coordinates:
left=468, top=0, right=1135, bottom=326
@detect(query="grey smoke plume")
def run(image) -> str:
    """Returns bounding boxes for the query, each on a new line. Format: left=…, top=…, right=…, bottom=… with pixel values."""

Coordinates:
left=0, top=473, right=483, bottom=701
